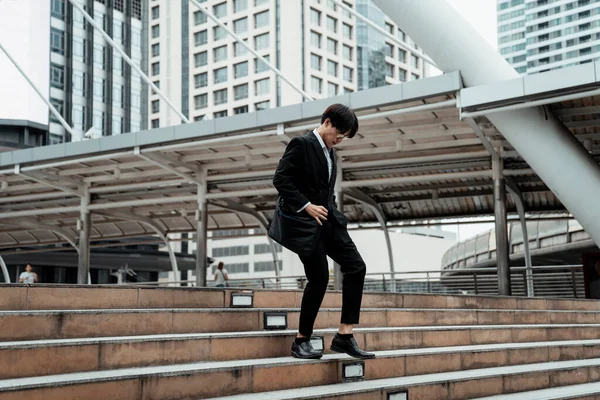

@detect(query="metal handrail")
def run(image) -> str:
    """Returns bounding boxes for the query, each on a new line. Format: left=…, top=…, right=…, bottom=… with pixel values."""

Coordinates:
left=126, top=265, right=586, bottom=299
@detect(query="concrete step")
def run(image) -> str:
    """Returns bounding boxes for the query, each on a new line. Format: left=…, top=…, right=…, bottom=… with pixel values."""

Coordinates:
left=206, top=358, right=600, bottom=400
left=1, top=341, right=600, bottom=399
left=2, top=307, right=600, bottom=341
left=1, top=284, right=598, bottom=311
left=471, top=381, right=600, bottom=399
left=1, top=324, right=600, bottom=379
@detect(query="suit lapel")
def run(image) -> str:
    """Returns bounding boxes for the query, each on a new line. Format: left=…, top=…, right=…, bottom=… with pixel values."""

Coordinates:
left=307, top=131, right=329, bottom=183
left=330, top=148, right=337, bottom=188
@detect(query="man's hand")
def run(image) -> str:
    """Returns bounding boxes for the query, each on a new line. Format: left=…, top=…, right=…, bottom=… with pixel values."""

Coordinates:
left=305, top=204, right=328, bottom=225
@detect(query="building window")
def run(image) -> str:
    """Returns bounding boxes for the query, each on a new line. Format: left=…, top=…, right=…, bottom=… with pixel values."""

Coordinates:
left=93, top=78, right=105, bottom=101
left=327, top=60, right=337, bottom=76
left=151, top=119, right=160, bottom=128
left=254, top=243, right=282, bottom=254
left=194, top=10, right=207, bottom=25
left=327, top=0, right=337, bottom=11
left=254, top=10, right=269, bottom=28
left=93, top=111, right=105, bottom=133
left=398, top=68, right=406, bottom=82
left=113, top=20, right=124, bottom=42
left=94, top=44, right=106, bottom=68
left=385, top=43, right=394, bottom=58
left=234, top=61, right=249, bottom=78
left=73, top=36, right=86, bottom=62
left=195, top=72, right=208, bottom=88
left=254, top=261, right=281, bottom=272
left=214, top=110, right=228, bottom=118
left=50, top=28, right=64, bottom=55
left=112, top=116, right=122, bottom=135
left=311, top=53, right=322, bottom=71
left=343, top=66, right=352, bottom=82
left=255, top=100, right=270, bottom=110
left=254, top=33, right=269, bottom=50
left=255, top=56, right=269, bottom=73
left=51, top=0, right=65, bottom=19
left=343, top=44, right=352, bottom=61
left=50, top=63, right=64, bottom=89
left=49, top=98, right=63, bottom=123
left=149, top=42, right=160, bottom=58
left=195, top=30, right=208, bottom=46
left=152, top=62, right=160, bottom=76
left=214, top=88, right=228, bottom=105
left=234, top=17, right=248, bottom=34
left=72, top=104, right=85, bottom=130
left=235, top=42, right=248, bottom=57
left=214, top=45, right=228, bottom=62
left=328, top=82, right=338, bottom=97
left=311, top=76, right=322, bottom=93
left=214, top=67, right=228, bottom=84
left=234, top=83, right=249, bottom=100
left=151, top=100, right=159, bottom=113
left=342, top=23, right=352, bottom=39
left=194, top=115, right=205, bottom=121
left=255, top=0, right=269, bottom=5
left=195, top=51, right=208, bottom=67
left=311, top=31, right=321, bottom=48
left=114, top=54, right=123, bottom=75
left=255, top=78, right=270, bottom=95
left=151, top=6, right=159, bottom=19
left=397, top=29, right=405, bottom=41
left=411, top=54, right=419, bottom=68
left=398, top=49, right=406, bottom=63
left=386, top=63, right=394, bottom=78
left=72, top=71, right=86, bottom=97
left=211, top=262, right=249, bottom=274
left=213, top=2, right=227, bottom=18
left=310, top=8, right=320, bottom=25
left=213, top=26, right=227, bottom=41
left=327, top=38, right=337, bottom=54
left=234, top=0, right=248, bottom=12
left=234, top=105, right=249, bottom=114
left=152, top=25, right=160, bottom=38
left=113, top=84, right=123, bottom=106
left=194, top=94, right=208, bottom=109
left=327, top=16, right=337, bottom=33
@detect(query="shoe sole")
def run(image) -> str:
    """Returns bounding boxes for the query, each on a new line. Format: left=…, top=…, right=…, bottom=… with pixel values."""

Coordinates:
left=291, top=351, right=323, bottom=360
left=330, top=344, right=376, bottom=359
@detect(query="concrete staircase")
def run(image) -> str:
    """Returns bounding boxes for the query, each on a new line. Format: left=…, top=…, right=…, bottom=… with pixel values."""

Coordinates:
left=1, top=285, right=600, bottom=399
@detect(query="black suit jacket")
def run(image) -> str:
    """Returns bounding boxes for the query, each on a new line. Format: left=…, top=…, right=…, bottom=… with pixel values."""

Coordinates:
left=269, top=131, right=347, bottom=255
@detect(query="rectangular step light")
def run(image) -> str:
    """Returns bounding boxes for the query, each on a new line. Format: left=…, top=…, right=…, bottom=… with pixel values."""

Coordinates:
left=342, top=361, right=365, bottom=383
left=387, top=391, right=408, bottom=400
left=230, top=291, right=254, bottom=308
left=263, top=312, right=287, bottom=330
left=310, top=336, right=324, bottom=352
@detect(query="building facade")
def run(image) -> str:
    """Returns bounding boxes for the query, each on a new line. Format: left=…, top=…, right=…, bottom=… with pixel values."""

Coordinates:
left=147, top=0, right=427, bottom=127
left=498, top=0, right=600, bottom=75
left=0, top=0, right=148, bottom=147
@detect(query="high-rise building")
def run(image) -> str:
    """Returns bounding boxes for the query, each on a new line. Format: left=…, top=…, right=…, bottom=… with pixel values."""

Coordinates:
left=147, top=0, right=427, bottom=127
left=498, top=0, right=600, bottom=75
left=0, top=0, right=148, bottom=148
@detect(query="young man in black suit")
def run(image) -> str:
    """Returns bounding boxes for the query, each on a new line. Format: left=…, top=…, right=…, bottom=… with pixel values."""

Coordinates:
left=272, top=104, right=375, bottom=360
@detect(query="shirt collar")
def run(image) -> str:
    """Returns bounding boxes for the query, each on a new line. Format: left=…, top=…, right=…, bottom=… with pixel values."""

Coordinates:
left=312, top=129, right=327, bottom=150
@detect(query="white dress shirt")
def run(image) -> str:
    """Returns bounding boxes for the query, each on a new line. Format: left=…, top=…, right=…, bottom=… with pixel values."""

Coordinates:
left=298, top=130, right=331, bottom=212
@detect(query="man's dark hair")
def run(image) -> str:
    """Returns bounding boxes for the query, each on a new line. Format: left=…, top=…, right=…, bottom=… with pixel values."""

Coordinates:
left=321, top=104, right=359, bottom=138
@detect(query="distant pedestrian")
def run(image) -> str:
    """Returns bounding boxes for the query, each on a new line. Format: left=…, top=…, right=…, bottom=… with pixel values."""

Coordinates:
left=214, top=262, right=229, bottom=287
left=19, top=264, right=38, bottom=284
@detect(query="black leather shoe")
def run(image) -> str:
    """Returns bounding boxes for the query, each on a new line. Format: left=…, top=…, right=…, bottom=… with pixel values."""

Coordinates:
left=330, top=334, right=376, bottom=359
left=291, top=340, right=323, bottom=359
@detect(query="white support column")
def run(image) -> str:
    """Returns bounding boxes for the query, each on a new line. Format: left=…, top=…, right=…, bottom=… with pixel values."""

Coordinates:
left=196, top=178, right=208, bottom=287
left=373, top=0, right=600, bottom=250
left=506, top=177, right=534, bottom=297
left=188, top=0, right=313, bottom=101
left=77, top=186, right=91, bottom=285
left=0, top=255, right=10, bottom=283
left=67, top=0, right=190, bottom=124
left=345, top=187, right=396, bottom=292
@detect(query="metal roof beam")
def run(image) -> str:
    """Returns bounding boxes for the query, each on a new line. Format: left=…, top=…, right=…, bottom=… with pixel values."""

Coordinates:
left=16, top=167, right=83, bottom=197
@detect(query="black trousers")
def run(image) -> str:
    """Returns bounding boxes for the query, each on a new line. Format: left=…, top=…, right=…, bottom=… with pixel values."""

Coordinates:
left=297, top=219, right=366, bottom=337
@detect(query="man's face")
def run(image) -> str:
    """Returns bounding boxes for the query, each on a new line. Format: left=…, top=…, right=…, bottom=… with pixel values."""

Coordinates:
left=322, top=119, right=349, bottom=149
left=25, top=265, right=32, bottom=272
